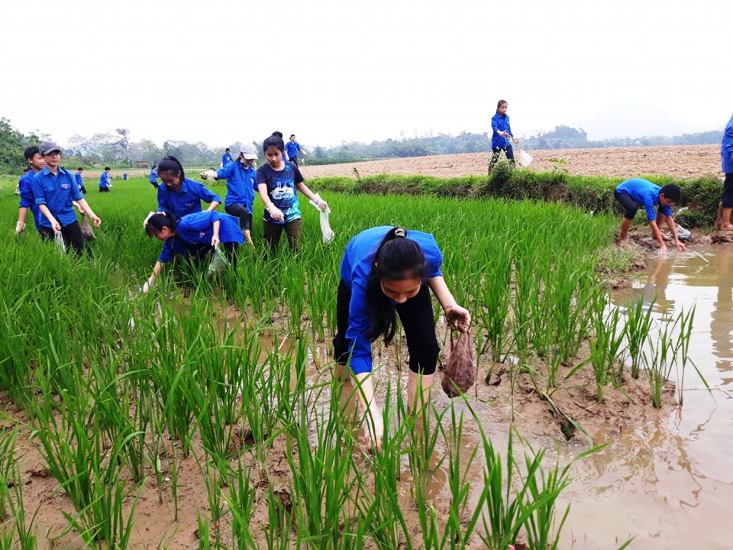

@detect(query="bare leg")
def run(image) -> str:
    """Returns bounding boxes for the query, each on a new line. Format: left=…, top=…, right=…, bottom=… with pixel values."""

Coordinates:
left=722, top=207, right=733, bottom=230
left=618, top=218, right=632, bottom=242
left=716, top=202, right=724, bottom=229
left=407, top=371, right=435, bottom=413
left=244, top=229, right=255, bottom=250
left=353, top=373, right=383, bottom=451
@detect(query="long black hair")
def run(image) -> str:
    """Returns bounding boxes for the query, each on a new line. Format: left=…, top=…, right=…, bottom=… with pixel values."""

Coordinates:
left=157, top=155, right=185, bottom=181
left=263, top=133, right=285, bottom=153
left=496, top=99, right=507, bottom=113
left=365, top=227, right=426, bottom=345
left=144, top=211, right=176, bottom=237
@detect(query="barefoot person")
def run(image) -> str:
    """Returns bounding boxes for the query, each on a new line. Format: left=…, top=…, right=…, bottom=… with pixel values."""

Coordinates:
left=716, top=114, right=733, bottom=230
left=200, top=143, right=259, bottom=248
left=141, top=210, right=243, bottom=293
left=16, top=146, right=46, bottom=235
left=333, top=226, right=470, bottom=449
left=256, top=133, right=328, bottom=252
left=488, top=99, right=517, bottom=173
left=156, top=156, right=221, bottom=221
left=614, top=178, right=686, bottom=253
left=31, top=142, right=102, bottom=256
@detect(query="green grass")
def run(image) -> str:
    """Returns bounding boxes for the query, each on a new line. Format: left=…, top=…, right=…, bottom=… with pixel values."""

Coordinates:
left=0, top=175, right=687, bottom=546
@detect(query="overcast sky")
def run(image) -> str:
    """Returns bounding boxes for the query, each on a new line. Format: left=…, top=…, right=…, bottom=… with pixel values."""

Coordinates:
left=1, top=0, right=731, bottom=148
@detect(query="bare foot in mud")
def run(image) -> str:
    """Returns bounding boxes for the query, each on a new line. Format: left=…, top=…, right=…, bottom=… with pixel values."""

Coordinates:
left=719, top=224, right=733, bottom=232
left=615, top=239, right=634, bottom=249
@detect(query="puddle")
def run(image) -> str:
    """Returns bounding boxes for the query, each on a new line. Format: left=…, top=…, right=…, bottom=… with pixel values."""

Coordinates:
left=556, top=247, right=733, bottom=548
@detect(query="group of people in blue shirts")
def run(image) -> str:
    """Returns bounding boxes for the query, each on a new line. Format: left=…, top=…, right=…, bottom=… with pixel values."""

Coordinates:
left=15, top=143, right=103, bottom=255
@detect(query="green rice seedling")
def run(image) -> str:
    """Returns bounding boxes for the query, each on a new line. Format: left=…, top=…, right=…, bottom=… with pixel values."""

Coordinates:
left=196, top=513, right=211, bottom=550
left=435, top=405, right=483, bottom=549
left=588, top=296, right=625, bottom=402
left=0, top=429, right=17, bottom=521
left=672, top=306, right=706, bottom=405
left=201, top=461, right=225, bottom=546
left=265, top=484, right=294, bottom=550
left=624, top=298, right=655, bottom=379
left=226, top=461, right=257, bottom=550
left=283, top=373, right=358, bottom=546
left=647, top=315, right=676, bottom=408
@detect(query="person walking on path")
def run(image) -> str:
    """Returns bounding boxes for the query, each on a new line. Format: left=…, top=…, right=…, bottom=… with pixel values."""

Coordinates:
left=488, top=99, right=517, bottom=173
left=156, top=156, right=221, bottom=221
left=30, top=142, right=102, bottom=256
left=200, top=143, right=258, bottom=249
left=715, top=114, right=733, bottom=230
left=332, top=226, right=470, bottom=450
left=141, top=210, right=243, bottom=293
left=99, top=167, right=112, bottom=192
left=256, top=133, right=328, bottom=252
left=614, top=178, right=686, bottom=253
left=285, top=134, right=305, bottom=166
left=16, top=146, right=46, bottom=235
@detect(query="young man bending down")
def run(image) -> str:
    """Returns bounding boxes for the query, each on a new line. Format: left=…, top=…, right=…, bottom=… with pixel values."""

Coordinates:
left=614, top=178, right=686, bottom=253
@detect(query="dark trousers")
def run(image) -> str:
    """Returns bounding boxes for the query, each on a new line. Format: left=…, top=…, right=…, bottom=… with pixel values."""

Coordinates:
left=225, top=204, right=252, bottom=231
left=39, top=220, right=85, bottom=256
left=181, top=242, right=239, bottom=268
left=80, top=185, right=87, bottom=194
left=263, top=218, right=302, bottom=252
left=488, top=145, right=515, bottom=173
left=333, top=280, right=439, bottom=375
left=290, top=157, right=299, bottom=166
left=99, top=187, right=110, bottom=192
left=722, top=173, right=733, bottom=208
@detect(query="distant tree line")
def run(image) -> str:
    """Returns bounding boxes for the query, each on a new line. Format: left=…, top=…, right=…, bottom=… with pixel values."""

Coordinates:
left=0, top=116, right=724, bottom=174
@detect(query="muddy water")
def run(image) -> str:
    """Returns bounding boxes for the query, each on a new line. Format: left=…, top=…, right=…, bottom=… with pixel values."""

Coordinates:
left=558, top=248, right=733, bottom=549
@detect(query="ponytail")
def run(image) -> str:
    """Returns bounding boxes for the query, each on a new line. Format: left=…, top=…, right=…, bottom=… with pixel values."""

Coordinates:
left=263, top=133, right=285, bottom=153
left=365, top=227, right=426, bottom=344
left=157, top=155, right=185, bottom=181
left=144, top=211, right=176, bottom=237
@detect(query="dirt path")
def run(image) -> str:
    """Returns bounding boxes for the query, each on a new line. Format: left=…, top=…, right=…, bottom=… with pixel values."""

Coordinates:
left=300, top=144, right=722, bottom=180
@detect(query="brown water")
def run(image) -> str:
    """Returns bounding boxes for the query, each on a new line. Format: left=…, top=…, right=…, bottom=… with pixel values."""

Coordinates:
left=558, top=248, right=733, bottom=549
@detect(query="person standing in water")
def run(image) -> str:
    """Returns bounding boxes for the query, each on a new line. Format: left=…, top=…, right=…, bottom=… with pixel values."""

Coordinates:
left=256, top=133, right=328, bottom=252
left=141, top=210, right=244, bottom=293
left=614, top=178, right=686, bottom=253
left=715, top=114, right=733, bottom=230
left=156, top=156, right=221, bottom=221
left=16, top=146, right=46, bottom=235
left=30, top=142, right=102, bottom=256
left=200, top=143, right=258, bottom=249
left=333, top=226, right=470, bottom=450
left=488, top=99, right=517, bottom=173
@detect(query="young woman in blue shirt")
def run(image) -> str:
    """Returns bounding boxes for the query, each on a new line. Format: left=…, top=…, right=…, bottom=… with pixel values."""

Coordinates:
left=156, top=156, right=221, bottom=221
left=488, top=99, right=517, bottom=173
left=333, top=226, right=470, bottom=449
left=141, top=210, right=244, bottom=293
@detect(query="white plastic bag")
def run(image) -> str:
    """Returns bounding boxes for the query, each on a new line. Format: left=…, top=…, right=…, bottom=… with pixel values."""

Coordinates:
left=519, top=150, right=533, bottom=167
left=308, top=193, right=335, bottom=244
left=54, top=231, right=66, bottom=253
left=207, top=245, right=229, bottom=275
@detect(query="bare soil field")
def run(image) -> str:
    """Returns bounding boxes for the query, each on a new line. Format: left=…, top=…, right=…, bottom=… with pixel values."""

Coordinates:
left=300, top=144, right=722, bottom=180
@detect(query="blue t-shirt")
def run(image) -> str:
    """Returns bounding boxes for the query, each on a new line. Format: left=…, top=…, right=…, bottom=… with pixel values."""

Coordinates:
left=159, top=211, right=244, bottom=263
left=19, top=170, right=42, bottom=230
left=157, top=178, right=221, bottom=221
left=99, top=172, right=111, bottom=189
left=217, top=161, right=256, bottom=212
left=615, top=178, right=672, bottom=221
left=722, top=115, right=733, bottom=174
left=256, top=162, right=304, bottom=224
left=491, top=113, right=513, bottom=149
left=31, top=167, right=84, bottom=228
left=149, top=168, right=158, bottom=185
left=285, top=141, right=301, bottom=160
left=339, top=226, right=444, bottom=374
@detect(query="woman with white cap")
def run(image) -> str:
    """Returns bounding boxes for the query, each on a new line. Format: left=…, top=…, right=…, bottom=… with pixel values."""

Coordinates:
left=201, top=143, right=258, bottom=248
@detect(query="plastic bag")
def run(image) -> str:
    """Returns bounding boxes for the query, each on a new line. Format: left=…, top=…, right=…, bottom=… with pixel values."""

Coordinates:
left=442, top=330, right=476, bottom=398
left=518, top=150, right=533, bottom=167
left=676, top=223, right=691, bottom=241
left=207, top=245, right=229, bottom=276
left=54, top=231, right=66, bottom=253
left=81, top=214, right=96, bottom=240
left=308, top=193, right=335, bottom=244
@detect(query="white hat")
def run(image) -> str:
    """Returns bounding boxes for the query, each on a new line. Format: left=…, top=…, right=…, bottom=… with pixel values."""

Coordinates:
left=239, top=143, right=258, bottom=160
